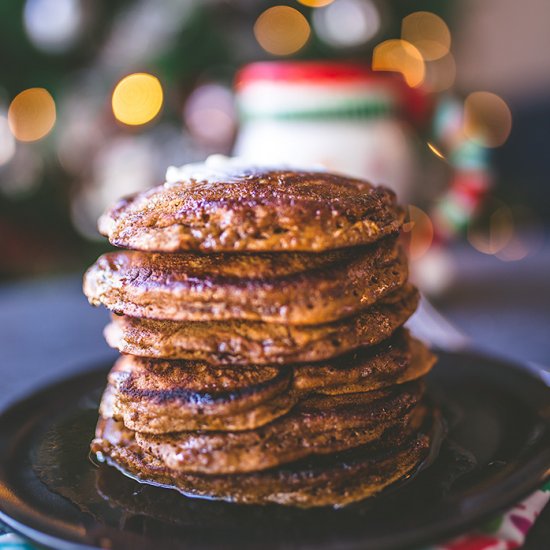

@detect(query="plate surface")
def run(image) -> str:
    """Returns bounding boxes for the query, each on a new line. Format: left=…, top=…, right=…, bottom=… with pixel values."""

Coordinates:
left=0, top=350, right=549, bottom=550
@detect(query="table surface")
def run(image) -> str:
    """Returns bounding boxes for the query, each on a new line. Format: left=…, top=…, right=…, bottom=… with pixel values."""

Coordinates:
left=0, top=240, right=549, bottom=548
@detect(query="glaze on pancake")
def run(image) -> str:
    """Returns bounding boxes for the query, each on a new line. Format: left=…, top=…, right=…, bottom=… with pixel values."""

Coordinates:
left=92, top=409, right=431, bottom=507
left=105, top=332, right=435, bottom=433
left=98, top=169, right=404, bottom=253
left=83, top=239, right=407, bottom=325
left=87, top=161, right=435, bottom=508
left=104, top=284, right=419, bottom=365
left=132, top=381, right=424, bottom=474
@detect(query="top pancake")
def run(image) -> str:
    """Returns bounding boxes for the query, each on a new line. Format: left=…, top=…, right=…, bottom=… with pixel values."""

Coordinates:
left=98, top=168, right=404, bottom=252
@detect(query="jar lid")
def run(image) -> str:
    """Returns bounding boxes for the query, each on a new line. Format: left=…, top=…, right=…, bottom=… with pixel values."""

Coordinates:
left=236, top=61, right=388, bottom=86
left=235, top=61, right=430, bottom=125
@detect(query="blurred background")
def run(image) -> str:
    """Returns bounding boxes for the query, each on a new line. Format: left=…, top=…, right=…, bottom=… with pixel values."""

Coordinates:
left=1, top=0, right=549, bottom=280
left=0, top=0, right=549, bottom=370
left=2, top=4, right=550, bottom=543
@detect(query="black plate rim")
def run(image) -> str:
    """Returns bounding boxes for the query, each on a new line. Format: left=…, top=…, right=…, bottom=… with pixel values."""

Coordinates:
left=0, top=348, right=549, bottom=550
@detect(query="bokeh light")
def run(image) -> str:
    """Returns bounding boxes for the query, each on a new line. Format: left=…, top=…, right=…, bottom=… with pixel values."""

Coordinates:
left=184, top=83, right=236, bottom=146
left=298, top=0, right=334, bottom=6
left=24, top=0, right=83, bottom=53
left=401, top=11, right=451, bottom=62
left=372, top=39, right=425, bottom=87
left=56, top=93, right=104, bottom=176
left=112, top=73, right=163, bottom=126
left=423, top=53, right=456, bottom=93
left=313, top=0, right=381, bottom=48
left=463, top=91, right=512, bottom=148
left=72, top=135, right=156, bottom=238
left=402, top=205, right=434, bottom=261
left=0, top=145, right=43, bottom=197
left=0, top=113, right=16, bottom=166
left=467, top=198, right=514, bottom=255
left=99, top=2, right=194, bottom=70
left=8, top=88, right=56, bottom=142
left=411, top=245, right=454, bottom=296
left=71, top=124, right=202, bottom=239
left=427, top=141, right=446, bottom=160
left=495, top=206, right=544, bottom=262
left=254, top=6, right=311, bottom=56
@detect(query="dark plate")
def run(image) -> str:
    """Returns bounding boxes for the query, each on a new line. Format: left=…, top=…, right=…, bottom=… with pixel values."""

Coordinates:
left=0, top=349, right=549, bottom=550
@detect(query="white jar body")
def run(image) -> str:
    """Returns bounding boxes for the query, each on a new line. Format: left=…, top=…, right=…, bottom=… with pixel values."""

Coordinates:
left=234, top=118, right=416, bottom=202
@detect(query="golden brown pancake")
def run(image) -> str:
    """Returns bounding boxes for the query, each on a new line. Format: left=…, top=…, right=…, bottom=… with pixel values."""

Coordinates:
left=293, top=335, right=434, bottom=394
left=98, top=169, right=404, bottom=253
left=87, top=162, right=435, bottom=508
left=105, top=332, right=435, bottom=433
left=92, top=408, right=431, bottom=507
left=104, top=284, right=419, bottom=365
left=132, top=382, right=424, bottom=474
left=103, top=356, right=296, bottom=433
left=83, top=239, right=407, bottom=325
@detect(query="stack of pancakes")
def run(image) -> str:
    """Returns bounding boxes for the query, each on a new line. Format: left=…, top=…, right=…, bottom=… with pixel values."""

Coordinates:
left=85, top=164, right=436, bottom=508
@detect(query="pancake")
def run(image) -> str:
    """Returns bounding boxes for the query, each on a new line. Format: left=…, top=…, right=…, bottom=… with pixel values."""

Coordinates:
left=104, top=284, right=419, bottom=365
left=83, top=239, right=408, bottom=325
left=104, top=356, right=296, bottom=433
left=293, top=335, right=435, bottom=395
left=132, top=381, right=424, bottom=474
left=105, top=332, right=435, bottom=433
left=87, top=160, right=434, bottom=507
left=92, top=409, right=432, bottom=508
left=98, top=168, right=404, bottom=253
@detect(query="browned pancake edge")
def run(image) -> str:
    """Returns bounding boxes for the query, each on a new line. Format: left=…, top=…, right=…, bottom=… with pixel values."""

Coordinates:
left=91, top=412, right=431, bottom=507
left=104, top=284, right=419, bottom=365
left=83, top=240, right=408, bottom=324
left=100, top=380, right=425, bottom=474
left=104, top=332, right=434, bottom=433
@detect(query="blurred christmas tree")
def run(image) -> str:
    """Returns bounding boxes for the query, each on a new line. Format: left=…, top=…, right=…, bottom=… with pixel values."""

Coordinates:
left=0, top=0, right=492, bottom=281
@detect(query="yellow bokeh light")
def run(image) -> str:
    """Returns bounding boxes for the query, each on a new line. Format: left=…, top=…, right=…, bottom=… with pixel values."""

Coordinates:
left=401, top=11, right=451, bottom=61
left=372, top=39, right=425, bottom=88
left=112, top=73, right=163, bottom=126
left=402, top=205, right=434, bottom=261
left=297, top=0, right=334, bottom=7
left=464, top=91, right=512, bottom=148
left=254, top=6, right=311, bottom=56
left=8, top=88, right=56, bottom=142
left=427, top=141, right=445, bottom=160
